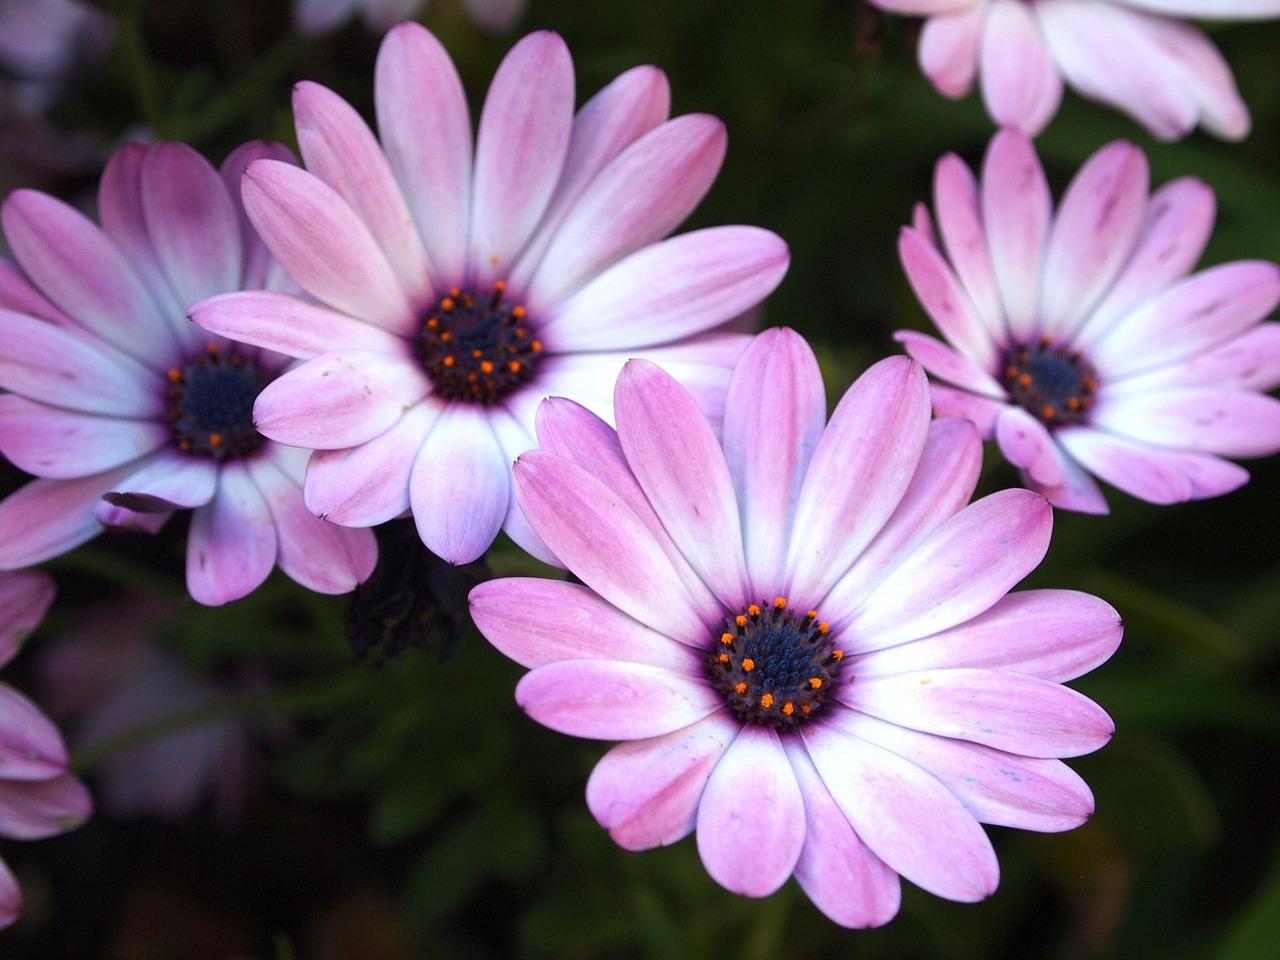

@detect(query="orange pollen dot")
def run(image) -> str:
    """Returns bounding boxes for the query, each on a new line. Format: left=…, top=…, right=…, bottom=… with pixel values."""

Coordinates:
left=442, top=356, right=455, bottom=367
left=1018, top=373, right=1033, bottom=388
left=494, top=281, right=506, bottom=292
left=1067, top=397, right=1081, bottom=410
left=742, top=658, right=755, bottom=672
left=809, top=678, right=822, bottom=689
left=1005, top=365, right=1019, bottom=379
left=441, top=298, right=454, bottom=311
left=168, top=368, right=182, bottom=381
left=480, top=361, right=494, bottom=374
left=735, top=682, right=747, bottom=695
left=512, top=306, right=526, bottom=318
left=720, top=632, right=734, bottom=645
left=807, top=610, right=818, bottom=619
left=773, top=597, right=787, bottom=609
left=531, top=340, right=543, bottom=352
left=440, top=332, right=452, bottom=342
left=471, top=349, right=483, bottom=359
left=1041, top=405, right=1055, bottom=420
left=735, top=615, right=747, bottom=627
left=508, top=360, right=522, bottom=373
left=832, top=650, right=843, bottom=660
left=208, top=433, right=223, bottom=446
left=717, top=653, right=729, bottom=663
left=747, top=604, right=761, bottom=617
left=801, top=705, right=811, bottom=714
left=761, top=693, right=774, bottom=708
left=818, top=623, right=829, bottom=634
left=206, top=343, right=218, bottom=355
left=783, top=703, right=794, bottom=715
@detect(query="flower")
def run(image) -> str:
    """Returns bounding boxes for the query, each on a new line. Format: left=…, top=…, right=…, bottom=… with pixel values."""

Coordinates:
left=0, top=141, right=377, bottom=604
left=294, top=0, right=525, bottom=35
left=0, top=0, right=115, bottom=110
left=0, top=570, right=92, bottom=929
left=191, top=24, right=789, bottom=564
left=470, top=328, right=1120, bottom=926
left=895, top=129, right=1280, bottom=512
left=865, top=0, right=1279, bottom=140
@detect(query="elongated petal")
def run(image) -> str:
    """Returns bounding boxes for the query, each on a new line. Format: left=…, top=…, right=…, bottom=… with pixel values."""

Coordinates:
left=107, top=450, right=218, bottom=510
left=0, top=465, right=142, bottom=569
left=0, top=684, right=68, bottom=779
left=919, top=6, right=983, bottom=97
left=253, top=351, right=429, bottom=449
left=980, top=0, right=1063, bottom=138
left=526, top=114, right=727, bottom=311
left=855, top=589, right=1122, bottom=683
left=375, top=22, right=472, bottom=285
left=805, top=721, right=999, bottom=902
left=899, top=227, right=997, bottom=369
left=1058, top=426, right=1249, bottom=502
left=0, top=773, right=92, bottom=839
left=293, top=81, right=432, bottom=303
left=615, top=360, right=748, bottom=608
left=186, top=462, right=277, bottom=605
left=1031, top=448, right=1110, bottom=514
left=981, top=130, right=1050, bottom=342
left=220, top=140, right=300, bottom=291
left=0, top=395, right=166, bottom=479
left=0, top=571, right=54, bottom=666
left=842, top=489, right=1051, bottom=651
left=514, top=451, right=715, bottom=641
left=696, top=724, right=805, bottom=897
left=932, top=152, right=1003, bottom=341
left=1090, top=388, right=1280, bottom=458
left=785, top=357, right=931, bottom=605
left=930, top=384, right=1006, bottom=434
left=1107, top=324, right=1280, bottom=395
left=586, top=711, right=737, bottom=851
left=242, top=160, right=416, bottom=334
left=470, top=31, right=573, bottom=289
left=895, top=331, right=1004, bottom=397
left=537, top=226, right=788, bottom=351
left=783, top=740, right=902, bottom=928
left=471, top=578, right=702, bottom=672
left=995, top=406, right=1067, bottom=488
left=723, top=328, right=826, bottom=596
left=516, top=660, right=721, bottom=739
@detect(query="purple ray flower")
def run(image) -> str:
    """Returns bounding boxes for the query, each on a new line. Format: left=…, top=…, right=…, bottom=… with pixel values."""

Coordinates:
left=294, top=0, right=525, bottom=35
left=866, top=0, right=1279, bottom=140
left=0, top=141, right=377, bottom=604
left=0, top=571, right=92, bottom=929
left=470, top=328, right=1120, bottom=926
left=191, top=24, right=789, bottom=565
left=894, top=130, right=1280, bottom=512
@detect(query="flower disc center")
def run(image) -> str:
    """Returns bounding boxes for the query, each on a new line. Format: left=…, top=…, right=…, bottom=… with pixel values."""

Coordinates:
left=1001, top=336, right=1099, bottom=427
left=415, top=282, right=542, bottom=405
left=707, top=598, right=844, bottom=731
left=167, top=344, right=268, bottom=461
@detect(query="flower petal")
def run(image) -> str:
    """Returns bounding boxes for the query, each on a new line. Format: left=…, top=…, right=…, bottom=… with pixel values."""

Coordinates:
left=1090, top=388, right=1280, bottom=458
left=185, top=462, right=277, bottom=605
left=895, top=330, right=1004, bottom=397
left=0, top=773, right=92, bottom=840
left=1107, top=323, right=1280, bottom=395
left=0, top=684, right=68, bottom=779
left=1057, top=426, right=1249, bottom=503
left=980, top=0, right=1063, bottom=138
left=0, top=571, right=54, bottom=666
left=931, top=151, right=1004, bottom=342
left=981, top=129, right=1051, bottom=342
left=107, top=450, right=218, bottom=510
left=930, top=384, right=1006, bottom=434
left=899, top=226, right=997, bottom=370
left=0, top=467, right=138, bottom=569
left=1030, top=448, right=1110, bottom=514
left=919, top=6, right=983, bottom=97
left=219, top=140, right=300, bottom=292
left=0, top=394, right=166, bottom=479
left=995, top=406, right=1067, bottom=488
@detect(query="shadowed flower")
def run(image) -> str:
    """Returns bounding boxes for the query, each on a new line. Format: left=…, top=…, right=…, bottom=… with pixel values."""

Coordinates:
left=865, top=0, right=1279, bottom=140
left=0, top=0, right=115, bottom=111
left=0, top=141, right=377, bottom=604
left=0, top=571, right=93, bottom=928
left=191, top=23, right=789, bottom=564
left=470, top=328, right=1120, bottom=926
left=895, top=129, right=1280, bottom=512
left=294, top=0, right=525, bottom=35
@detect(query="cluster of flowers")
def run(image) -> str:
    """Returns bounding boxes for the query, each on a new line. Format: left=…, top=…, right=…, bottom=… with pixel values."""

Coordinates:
left=0, top=0, right=1278, bottom=933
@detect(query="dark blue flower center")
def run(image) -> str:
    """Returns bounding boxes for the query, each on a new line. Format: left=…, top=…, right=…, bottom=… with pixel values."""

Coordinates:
left=415, top=282, right=542, bottom=405
left=1001, top=336, right=1099, bottom=427
left=166, top=344, right=268, bottom=461
left=707, top=598, right=845, bottom=731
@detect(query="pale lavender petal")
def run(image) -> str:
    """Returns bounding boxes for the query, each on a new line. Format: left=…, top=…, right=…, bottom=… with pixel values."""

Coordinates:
left=516, top=660, right=722, bottom=739
left=0, top=571, right=54, bottom=666
left=981, top=130, right=1051, bottom=342
left=141, top=142, right=243, bottom=306
left=1117, top=0, right=1280, bottom=14
left=1090, top=388, right=1280, bottom=458
left=0, top=466, right=137, bottom=568
left=241, top=160, right=417, bottom=334
left=1109, top=324, right=1280, bottom=394
left=586, top=711, right=737, bottom=851
left=783, top=739, right=901, bottom=928
left=919, top=6, right=983, bottom=97
left=1058, top=426, right=1250, bottom=502
left=462, top=0, right=527, bottom=31
left=190, top=291, right=407, bottom=361
left=995, top=406, right=1067, bottom=487
left=980, top=0, right=1064, bottom=138
left=248, top=454, right=377, bottom=594
left=186, top=462, right=277, bottom=605
left=784, top=357, right=932, bottom=606
left=615, top=360, right=749, bottom=608
left=525, top=114, right=727, bottom=311
left=470, top=31, right=573, bottom=290
left=855, top=589, right=1122, bottom=682
left=219, top=141, right=300, bottom=292
left=0, top=258, right=68, bottom=326
left=409, top=402, right=510, bottom=563
left=471, top=578, right=702, bottom=672
left=107, top=450, right=219, bottom=510
left=0, top=773, right=92, bottom=839
left=805, top=720, right=999, bottom=902
left=839, top=712, right=1094, bottom=832
left=899, top=227, right=998, bottom=370
left=695, top=724, right=805, bottom=897
left=847, top=669, right=1114, bottom=758
left=723, top=328, right=826, bottom=597
left=1031, top=449, right=1111, bottom=514
left=842, top=489, right=1052, bottom=651
left=375, top=23, right=472, bottom=285
left=253, top=351, right=429, bottom=450
left=0, top=395, right=166, bottom=479
left=304, top=398, right=442, bottom=527
left=895, top=331, right=1004, bottom=397
left=536, top=226, right=788, bottom=351
left=2, top=189, right=178, bottom=363
left=930, top=385, right=1005, bottom=435
left=1133, top=13, right=1250, bottom=141
left=931, top=152, right=1003, bottom=341
left=293, top=82, right=433, bottom=303
left=0, top=684, right=68, bottom=779
left=514, top=450, right=715, bottom=640
left=1040, top=141, right=1148, bottom=336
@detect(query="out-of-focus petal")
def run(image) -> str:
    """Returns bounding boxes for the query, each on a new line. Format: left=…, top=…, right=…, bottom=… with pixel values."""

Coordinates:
left=185, top=462, right=277, bottom=605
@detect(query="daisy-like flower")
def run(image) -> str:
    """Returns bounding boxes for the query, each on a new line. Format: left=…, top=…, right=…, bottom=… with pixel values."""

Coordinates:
left=895, top=129, right=1280, bottom=512
left=191, top=23, right=788, bottom=564
left=295, top=0, right=525, bottom=35
left=0, top=571, right=93, bottom=928
left=470, top=328, right=1120, bottom=926
left=0, top=141, right=377, bottom=604
left=866, top=0, right=1280, bottom=140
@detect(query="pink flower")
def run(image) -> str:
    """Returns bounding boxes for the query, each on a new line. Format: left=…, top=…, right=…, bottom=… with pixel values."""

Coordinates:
left=0, top=571, right=92, bottom=929
left=470, top=328, right=1119, bottom=926
left=191, top=24, right=789, bottom=564
left=294, top=0, right=525, bottom=35
left=866, top=0, right=1280, bottom=140
left=0, top=141, right=377, bottom=604
left=895, top=130, right=1280, bottom=512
